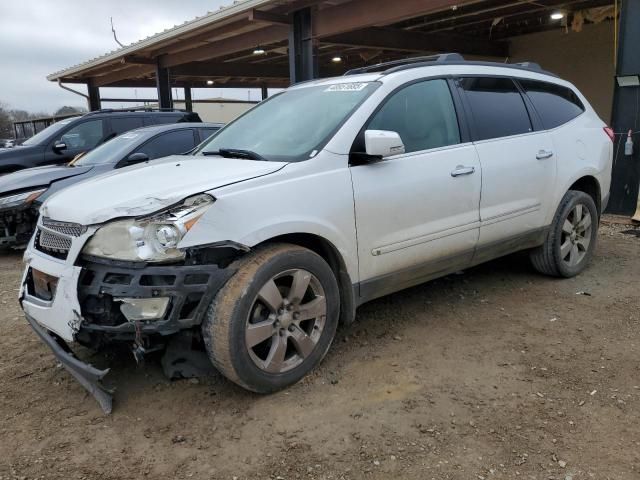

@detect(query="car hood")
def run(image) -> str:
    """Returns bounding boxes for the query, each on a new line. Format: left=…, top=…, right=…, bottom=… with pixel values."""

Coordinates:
left=41, top=155, right=287, bottom=225
left=0, top=165, right=92, bottom=195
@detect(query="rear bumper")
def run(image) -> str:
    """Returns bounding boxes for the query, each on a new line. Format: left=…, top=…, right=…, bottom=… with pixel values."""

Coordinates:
left=25, top=313, right=113, bottom=414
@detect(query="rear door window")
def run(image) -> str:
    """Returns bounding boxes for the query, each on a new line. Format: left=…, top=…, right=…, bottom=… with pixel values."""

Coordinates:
left=519, top=80, right=585, bottom=129
left=110, top=117, right=144, bottom=136
left=134, top=129, right=197, bottom=159
left=198, top=127, right=221, bottom=142
left=459, top=77, right=533, bottom=141
left=151, top=115, right=182, bottom=125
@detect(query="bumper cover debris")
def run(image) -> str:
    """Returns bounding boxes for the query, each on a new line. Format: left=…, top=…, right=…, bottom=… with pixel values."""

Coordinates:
left=25, top=314, right=113, bottom=414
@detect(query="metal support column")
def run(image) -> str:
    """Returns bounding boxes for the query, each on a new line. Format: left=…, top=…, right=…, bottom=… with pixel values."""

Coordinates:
left=288, top=7, right=318, bottom=84
left=156, top=59, right=173, bottom=109
left=261, top=85, right=269, bottom=100
left=184, top=86, right=193, bottom=112
left=608, top=0, right=640, bottom=214
left=87, top=81, right=101, bottom=111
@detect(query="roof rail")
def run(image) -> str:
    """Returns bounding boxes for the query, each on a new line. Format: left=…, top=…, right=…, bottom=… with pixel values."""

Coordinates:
left=512, top=61, right=543, bottom=71
left=344, top=53, right=465, bottom=76
left=84, top=107, right=189, bottom=115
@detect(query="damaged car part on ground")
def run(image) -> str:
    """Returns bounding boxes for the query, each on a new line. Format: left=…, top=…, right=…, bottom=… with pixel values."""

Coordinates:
left=19, top=55, right=613, bottom=412
left=0, top=123, right=222, bottom=249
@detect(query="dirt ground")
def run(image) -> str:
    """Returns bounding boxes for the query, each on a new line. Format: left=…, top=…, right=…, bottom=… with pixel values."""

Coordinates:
left=1, top=217, right=639, bottom=480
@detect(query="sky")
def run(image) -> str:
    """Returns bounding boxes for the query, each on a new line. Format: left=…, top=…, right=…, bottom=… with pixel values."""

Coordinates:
left=0, top=0, right=265, bottom=114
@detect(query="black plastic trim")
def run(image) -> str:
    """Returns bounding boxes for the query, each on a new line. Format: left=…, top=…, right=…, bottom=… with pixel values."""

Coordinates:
left=25, top=314, right=113, bottom=414
left=78, top=260, right=236, bottom=337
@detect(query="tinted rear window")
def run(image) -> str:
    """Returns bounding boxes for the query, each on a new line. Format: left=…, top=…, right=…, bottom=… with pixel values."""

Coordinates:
left=135, top=129, right=196, bottom=159
left=459, top=77, right=533, bottom=141
left=519, top=80, right=584, bottom=129
left=110, top=117, right=144, bottom=135
left=151, top=115, right=183, bottom=125
left=198, top=127, right=220, bottom=142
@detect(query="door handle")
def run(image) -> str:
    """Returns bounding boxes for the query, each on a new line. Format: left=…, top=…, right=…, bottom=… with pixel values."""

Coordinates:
left=451, top=165, right=475, bottom=177
left=536, top=150, right=554, bottom=160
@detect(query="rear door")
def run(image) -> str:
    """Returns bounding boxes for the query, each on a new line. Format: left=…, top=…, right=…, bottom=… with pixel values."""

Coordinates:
left=456, top=76, right=556, bottom=253
left=350, top=78, right=481, bottom=300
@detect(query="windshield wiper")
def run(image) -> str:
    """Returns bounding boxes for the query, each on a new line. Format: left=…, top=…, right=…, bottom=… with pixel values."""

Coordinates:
left=218, top=148, right=266, bottom=161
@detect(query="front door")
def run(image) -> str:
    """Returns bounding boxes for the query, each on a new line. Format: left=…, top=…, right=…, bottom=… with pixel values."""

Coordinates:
left=350, top=79, right=482, bottom=301
left=44, top=119, right=106, bottom=166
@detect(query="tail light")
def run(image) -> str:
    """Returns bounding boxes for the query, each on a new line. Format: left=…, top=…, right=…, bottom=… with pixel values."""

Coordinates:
left=604, top=127, right=615, bottom=142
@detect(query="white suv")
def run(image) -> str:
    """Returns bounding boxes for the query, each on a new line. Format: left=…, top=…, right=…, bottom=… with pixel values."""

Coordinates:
left=19, top=55, right=613, bottom=412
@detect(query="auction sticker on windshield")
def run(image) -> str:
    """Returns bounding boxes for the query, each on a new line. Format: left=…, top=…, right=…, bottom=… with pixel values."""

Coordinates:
left=325, top=83, right=370, bottom=92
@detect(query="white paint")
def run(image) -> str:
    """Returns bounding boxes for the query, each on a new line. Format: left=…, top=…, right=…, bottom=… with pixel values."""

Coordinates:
left=21, top=62, right=612, bottom=343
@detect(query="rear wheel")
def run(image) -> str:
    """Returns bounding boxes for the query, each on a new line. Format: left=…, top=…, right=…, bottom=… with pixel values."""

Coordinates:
left=202, top=243, right=340, bottom=393
left=530, top=190, right=598, bottom=277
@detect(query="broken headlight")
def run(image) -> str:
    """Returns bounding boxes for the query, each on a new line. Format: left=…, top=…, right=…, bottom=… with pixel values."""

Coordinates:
left=82, top=194, right=214, bottom=263
left=0, top=188, right=46, bottom=209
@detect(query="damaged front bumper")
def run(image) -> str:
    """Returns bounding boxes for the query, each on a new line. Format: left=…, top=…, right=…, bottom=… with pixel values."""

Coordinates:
left=20, top=239, right=238, bottom=413
left=0, top=204, right=38, bottom=248
left=24, top=313, right=113, bottom=414
left=76, top=258, right=236, bottom=344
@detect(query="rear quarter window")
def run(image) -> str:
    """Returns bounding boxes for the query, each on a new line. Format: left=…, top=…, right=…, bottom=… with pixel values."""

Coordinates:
left=519, top=79, right=585, bottom=129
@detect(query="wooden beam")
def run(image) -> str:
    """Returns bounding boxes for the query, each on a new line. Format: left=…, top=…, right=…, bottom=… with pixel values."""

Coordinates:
left=122, top=55, right=156, bottom=65
left=314, top=0, right=479, bottom=38
left=171, top=61, right=289, bottom=78
left=160, top=25, right=289, bottom=68
left=102, top=79, right=289, bottom=88
left=249, top=9, right=291, bottom=25
left=92, top=64, right=155, bottom=87
left=322, top=27, right=509, bottom=58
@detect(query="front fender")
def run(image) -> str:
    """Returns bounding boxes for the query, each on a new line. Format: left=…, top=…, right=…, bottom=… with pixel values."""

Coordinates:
left=178, top=156, right=359, bottom=282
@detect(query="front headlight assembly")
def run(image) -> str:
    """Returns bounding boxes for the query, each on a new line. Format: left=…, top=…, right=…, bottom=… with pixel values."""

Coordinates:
left=82, top=194, right=214, bottom=263
left=0, top=188, right=46, bottom=209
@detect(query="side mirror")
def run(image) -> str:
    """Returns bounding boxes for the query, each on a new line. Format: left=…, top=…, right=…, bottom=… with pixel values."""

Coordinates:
left=125, top=152, right=150, bottom=165
left=364, top=130, right=405, bottom=159
left=53, top=142, right=67, bottom=152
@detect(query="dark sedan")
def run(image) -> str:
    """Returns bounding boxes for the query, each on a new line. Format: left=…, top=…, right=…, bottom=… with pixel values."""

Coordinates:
left=0, top=122, right=223, bottom=248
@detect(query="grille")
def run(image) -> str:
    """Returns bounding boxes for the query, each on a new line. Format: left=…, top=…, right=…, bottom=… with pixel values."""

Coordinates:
left=38, top=229, right=72, bottom=251
left=41, top=217, right=86, bottom=237
left=35, top=228, right=72, bottom=260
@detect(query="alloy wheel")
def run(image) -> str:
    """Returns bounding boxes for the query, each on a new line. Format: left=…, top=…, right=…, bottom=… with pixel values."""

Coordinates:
left=560, top=203, right=593, bottom=267
left=245, top=269, right=327, bottom=374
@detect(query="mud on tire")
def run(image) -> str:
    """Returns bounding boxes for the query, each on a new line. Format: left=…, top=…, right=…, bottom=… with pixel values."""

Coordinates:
left=202, top=243, right=340, bottom=393
left=530, top=190, right=599, bottom=278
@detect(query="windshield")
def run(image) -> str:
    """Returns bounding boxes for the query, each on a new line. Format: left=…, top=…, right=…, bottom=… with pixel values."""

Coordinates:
left=74, top=130, right=144, bottom=166
left=196, top=82, right=379, bottom=162
left=21, top=117, right=80, bottom=146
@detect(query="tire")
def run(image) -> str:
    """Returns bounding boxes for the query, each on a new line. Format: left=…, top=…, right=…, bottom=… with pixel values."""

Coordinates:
left=530, top=190, right=599, bottom=278
left=202, top=243, right=340, bottom=393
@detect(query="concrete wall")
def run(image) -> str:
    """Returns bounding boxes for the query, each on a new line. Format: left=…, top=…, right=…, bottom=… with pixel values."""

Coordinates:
left=509, top=21, right=615, bottom=122
left=173, top=100, right=256, bottom=124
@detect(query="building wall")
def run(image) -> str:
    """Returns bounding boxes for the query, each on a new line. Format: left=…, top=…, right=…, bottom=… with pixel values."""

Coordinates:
left=509, top=21, right=615, bottom=122
left=173, top=100, right=256, bottom=124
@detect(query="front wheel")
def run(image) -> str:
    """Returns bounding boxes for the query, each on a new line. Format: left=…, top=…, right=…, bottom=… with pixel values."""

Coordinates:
left=530, top=190, right=599, bottom=277
left=202, top=243, right=340, bottom=393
